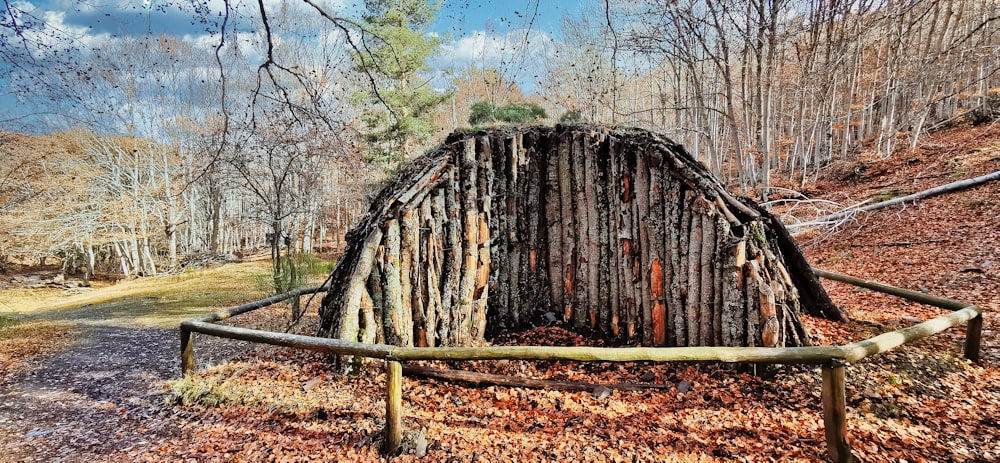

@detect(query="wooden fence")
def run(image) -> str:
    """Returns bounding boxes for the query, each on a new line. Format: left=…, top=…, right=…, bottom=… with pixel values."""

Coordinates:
left=179, top=268, right=983, bottom=462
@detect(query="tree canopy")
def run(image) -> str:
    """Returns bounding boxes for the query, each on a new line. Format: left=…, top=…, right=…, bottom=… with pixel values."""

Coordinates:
left=468, top=101, right=547, bottom=126
left=353, top=0, right=450, bottom=164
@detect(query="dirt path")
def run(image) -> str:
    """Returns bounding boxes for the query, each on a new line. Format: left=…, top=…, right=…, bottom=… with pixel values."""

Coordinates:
left=0, top=304, right=247, bottom=463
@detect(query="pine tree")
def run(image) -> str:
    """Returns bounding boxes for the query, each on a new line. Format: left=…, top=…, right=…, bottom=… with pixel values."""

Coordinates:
left=353, top=0, right=449, bottom=164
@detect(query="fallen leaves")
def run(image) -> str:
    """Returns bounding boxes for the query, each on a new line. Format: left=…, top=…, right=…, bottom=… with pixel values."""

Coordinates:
left=142, top=125, right=999, bottom=462
left=2, top=125, right=999, bottom=462
left=0, top=320, right=72, bottom=385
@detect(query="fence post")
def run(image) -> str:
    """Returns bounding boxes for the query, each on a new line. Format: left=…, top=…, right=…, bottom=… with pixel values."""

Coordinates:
left=822, top=364, right=855, bottom=463
left=964, top=314, right=982, bottom=363
left=181, top=328, right=194, bottom=376
left=383, top=360, right=403, bottom=454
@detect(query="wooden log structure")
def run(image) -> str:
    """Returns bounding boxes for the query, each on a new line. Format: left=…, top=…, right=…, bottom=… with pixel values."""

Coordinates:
left=318, top=125, right=843, bottom=353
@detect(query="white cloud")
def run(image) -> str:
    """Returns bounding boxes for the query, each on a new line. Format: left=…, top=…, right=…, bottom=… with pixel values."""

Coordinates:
left=20, top=8, right=112, bottom=55
left=434, top=28, right=559, bottom=93
left=182, top=31, right=264, bottom=63
left=439, top=29, right=556, bottom=67
left=261, top=0, right=348, bottom=13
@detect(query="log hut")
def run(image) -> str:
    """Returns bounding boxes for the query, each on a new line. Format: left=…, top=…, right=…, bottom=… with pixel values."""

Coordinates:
left=318, top=125, right=843, bottom=353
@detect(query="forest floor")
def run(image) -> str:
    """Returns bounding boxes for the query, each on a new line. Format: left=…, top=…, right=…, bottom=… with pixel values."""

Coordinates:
left=1, top=122, right=998, bottom=462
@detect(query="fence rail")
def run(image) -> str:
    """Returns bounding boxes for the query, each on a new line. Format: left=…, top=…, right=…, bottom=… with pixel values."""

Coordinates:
left=179, top=268, right=983, bottom=461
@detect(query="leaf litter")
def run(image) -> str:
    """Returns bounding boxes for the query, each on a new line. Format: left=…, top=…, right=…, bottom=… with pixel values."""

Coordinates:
left=1, top=124, right=998, bottom=462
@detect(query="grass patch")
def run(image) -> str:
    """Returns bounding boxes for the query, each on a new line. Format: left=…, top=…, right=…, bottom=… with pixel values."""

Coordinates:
left=168, top=360, right=354, bottom=418
left=0, top=258, right=337, bottom=328
left=254, top=254, right=337, bottom=293
left=0, top=313, right=16, bottom=330
left=2, top=261, right=265, bottom=313
left=0, top=261, right=280, bottom=327
left=298, top=254, right=337, bottom=275
left=870, top=188, right=912, bottom=203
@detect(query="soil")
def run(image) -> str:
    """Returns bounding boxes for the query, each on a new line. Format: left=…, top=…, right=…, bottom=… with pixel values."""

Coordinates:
left=0, top=303, right=257, bottom=463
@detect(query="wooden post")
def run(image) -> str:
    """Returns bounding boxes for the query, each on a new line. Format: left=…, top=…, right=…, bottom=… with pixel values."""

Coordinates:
left=822, top=364, right=855, bottom=463
left=383, top=360, right=403, bottom=455
left=180, top=328, right=194, bottom=376
left=964, top=314, right=982, bottom=363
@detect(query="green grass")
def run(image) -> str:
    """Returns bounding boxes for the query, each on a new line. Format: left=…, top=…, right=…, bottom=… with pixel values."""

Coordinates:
left=870, top=188, right=912, bottom=203
left=254, top=254, right=336, bottom=292
left=297, top=254, right=337, bottom=275
left=0, top=257, right=336, bottom=329
left=0, top=313, right=16, bottom=331
left=168, top=361, right=355, bottom=418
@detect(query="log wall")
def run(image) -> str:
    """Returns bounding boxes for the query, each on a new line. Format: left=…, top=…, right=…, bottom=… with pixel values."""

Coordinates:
left=318, top=125, right=839, bottom=349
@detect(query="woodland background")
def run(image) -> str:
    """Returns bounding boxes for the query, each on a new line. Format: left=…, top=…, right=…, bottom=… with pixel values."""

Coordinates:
left=1, top=0, right=997, bottom=287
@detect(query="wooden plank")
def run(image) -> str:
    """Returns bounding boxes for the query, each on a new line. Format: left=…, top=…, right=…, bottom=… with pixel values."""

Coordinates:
left=473, top=135, right=493, bottom=341
left=607, top=138, right=623, bottom=338
left=457, top=139, right=479, bottom=345
left=524, top=136, right=544, bottom=312
left=490, top=135, right=515, bottom=332
left=180, top=329, right=194, bottom=376
left=337, top=230, right=384, bottom=349
left=417, top=199, right=433, bottom=347
left=965, top=314, right=983, bottom=363
left=509, top=133, right=525, bottom=327
left=636, top=150, right=653, bottom=344
left=720, top=239, right=738, bottom=346
left=623, top=144, right=641, bottom=340
left=474, top=214, right=491, bottom=340
left=728, top=240, right=748, bottom=346
left=545, top=132, right=564, bottom=311
left=402, top=364, right=672, bottom=392
left=389, top=343, right=846, bottom=364
left=822, top=365, right=855, bottom=463
left=366, top=259, right=385, bottom=344
left=713, top=218, right=727, bottom=346
left=181, top=320, right=394, bottom=358
left=745, top=255, right=762, bottom=347
left=431, top=189, right=449, bottom=344
left=442, top=168, right=461, bottom=344
left=686, top=195, right=703, bottom=345
left=651, top=257, right=666, bottom=346
left=401, top=209, right=421, bottom=345
left=594, top=134, right=612, bottom=334
left=557, top=130, right=575, bottom=323
left=583, top=131, right=601, bottom=329
left=493, top=136, right=511, bottom=331
left=839, top=306, right=981, bottom=363
left=359, top=287, right=378, bottom=344
left=648, top=156, right=667, bottom=346
left=571, top=132, right=590, bottom=329
left=383, top=360, right=404, bottom=455
left=665, top=181, right=684, bottom=347
left=382, top=219, right=408, bottom=346
left=700, top=209, right=716, bottom=346
left=676, top=190, right=693, bottom=346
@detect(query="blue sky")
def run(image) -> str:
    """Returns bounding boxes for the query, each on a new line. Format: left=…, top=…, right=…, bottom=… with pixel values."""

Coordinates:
left=0, top=0, right=584, bottom=131
left=430, top=1, right=582, bottom=93
left=434, top=0, right=579, bottom=38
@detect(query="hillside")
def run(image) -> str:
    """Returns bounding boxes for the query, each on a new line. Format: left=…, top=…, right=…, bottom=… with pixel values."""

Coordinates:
left=0, top=123, right=998, bottom=462
left=140, top=122, right=1000, bottom=462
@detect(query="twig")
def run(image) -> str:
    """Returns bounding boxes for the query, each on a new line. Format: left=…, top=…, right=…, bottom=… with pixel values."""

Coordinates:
left=849, top=239, right=948, bottom=248
left=285, top=271, right=335, bottom=333
left=787, top=169, right=1000, bottom=235
left=402, top=364, right=673, bottom=393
